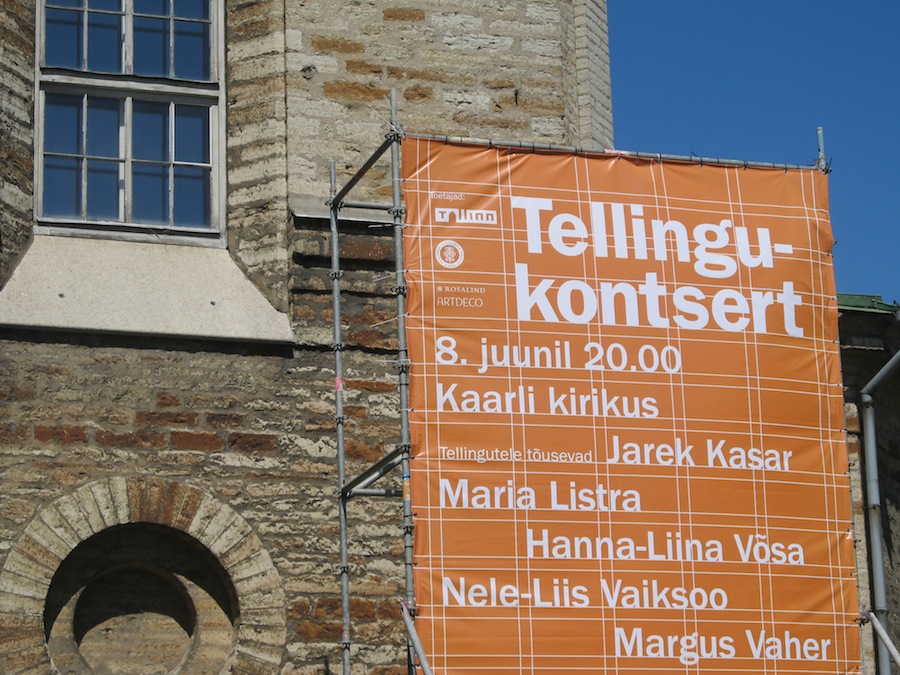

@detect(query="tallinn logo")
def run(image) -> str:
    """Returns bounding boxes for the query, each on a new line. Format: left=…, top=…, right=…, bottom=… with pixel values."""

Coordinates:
left=434, top=207, right=498, bottom=225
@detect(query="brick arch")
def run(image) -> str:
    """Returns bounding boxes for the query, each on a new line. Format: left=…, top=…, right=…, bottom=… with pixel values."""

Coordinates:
left=0, top=477, right=286, bottom=674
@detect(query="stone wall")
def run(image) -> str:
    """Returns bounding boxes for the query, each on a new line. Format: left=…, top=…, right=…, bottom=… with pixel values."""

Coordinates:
left=0, top=1, right=615, bottom=671
left=282, top=0, right=614, bottom=207
left=0, top=0, right=35, bottom=287
left=840, top=304, right=900, bottom=672
left=0, top=322, right=406, bottom=671
left=223, top=0, right=615, bottom=319
left=0, top=175, right=408, bottom=668
left=226, top=0, right=292, bottom=312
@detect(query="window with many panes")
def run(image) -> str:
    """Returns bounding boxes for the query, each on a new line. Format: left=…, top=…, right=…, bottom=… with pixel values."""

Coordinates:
left=38, top=0, right=222, bottom=234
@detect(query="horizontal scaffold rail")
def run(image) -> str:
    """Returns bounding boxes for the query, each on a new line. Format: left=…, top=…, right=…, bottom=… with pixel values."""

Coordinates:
left=405, top=132, right=820, bottom=172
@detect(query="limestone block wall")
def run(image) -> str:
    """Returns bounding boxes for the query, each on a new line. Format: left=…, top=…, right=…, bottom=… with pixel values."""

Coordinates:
left=281, top=0, right=614, bottom=206
left=0, top=1, right=614, bottom=671
left=840, top=305, right=900, bottom=672
left=0, top=327, right=407, bottom=672
left=1, top=478, right=285, bottom=673
left=1, top=0, right=613, bottom=302
left=147, top=0, right=618, bottom=334
left=0, top=195, right=407, bottom=672
left=0, top=0, right=35, bottom=287
left=226, top=0, right=614, bottom=308
left=226, top=0, right=293, bottom=312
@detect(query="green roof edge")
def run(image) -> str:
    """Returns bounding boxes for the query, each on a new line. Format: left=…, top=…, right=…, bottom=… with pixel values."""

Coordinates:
left=838, top=293, right=900, bottom=314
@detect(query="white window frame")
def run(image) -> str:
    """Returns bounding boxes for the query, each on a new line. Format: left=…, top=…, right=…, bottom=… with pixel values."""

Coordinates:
left=34, top=0, right=226, bottom=246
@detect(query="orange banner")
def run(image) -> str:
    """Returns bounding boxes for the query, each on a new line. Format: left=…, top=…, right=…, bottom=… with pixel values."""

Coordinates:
left=402, top=137, right=859, bottom=673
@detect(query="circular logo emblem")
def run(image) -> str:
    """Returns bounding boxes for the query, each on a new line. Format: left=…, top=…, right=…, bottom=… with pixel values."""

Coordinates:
left=435, top=240, right=465, bottom=269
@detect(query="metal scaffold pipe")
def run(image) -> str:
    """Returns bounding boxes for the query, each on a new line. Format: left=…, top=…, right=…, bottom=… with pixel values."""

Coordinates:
left=404, top=132, right=819, bottom=171
left=868, top=611, right=900, bottom=668
left=860, top=345, right=900, bottom=675
left=328, top=89, right=423, bottom=675
left=401, top=602, right=434, bottom=675
left=816, top=126, right=827, bottom=171
left=388, top=88, right=419, bottom=675
left=330, top=160, right=353, bottom=675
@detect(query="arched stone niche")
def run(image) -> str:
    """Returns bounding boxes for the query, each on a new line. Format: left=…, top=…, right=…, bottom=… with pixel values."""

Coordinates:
left=0, top=477, right=287, bottom=673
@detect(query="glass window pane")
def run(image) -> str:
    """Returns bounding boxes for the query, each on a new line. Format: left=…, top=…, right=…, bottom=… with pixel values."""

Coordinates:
left=173, top=0, right=207, bottom=20
left=174, top=105, right=208, bottom=162
left=135, top=0, right=167, bottom=16
left=45, top=93, right=83, bottom=154
left=87, top=11, right=122, bottom=72
left=87, top=97, right=121, bottom=158
left=88, top=0, right=120, bottom=9
left=87, top=159, right=121, bottom=219
left=174, top=166, right=209, bottom=227
left=47, top=0, right=83, bottom=8
left=133, top=101, right=168, bottom=161
left=45, top=8, right=83, bottom=69
left=134, top=17, right=169, bottom=76
left=43, top=156, right=82, bottom=217
left=173, top=20, right=209, bottom=80
left=133, top=164, right=169, bottom=224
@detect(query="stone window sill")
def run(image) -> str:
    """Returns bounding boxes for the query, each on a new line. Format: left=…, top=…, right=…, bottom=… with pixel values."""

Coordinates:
left=0, top=234, right=294, bottom=344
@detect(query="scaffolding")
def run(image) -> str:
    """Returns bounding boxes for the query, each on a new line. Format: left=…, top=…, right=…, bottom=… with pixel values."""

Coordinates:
left=328, top=90, right=428, bottom=675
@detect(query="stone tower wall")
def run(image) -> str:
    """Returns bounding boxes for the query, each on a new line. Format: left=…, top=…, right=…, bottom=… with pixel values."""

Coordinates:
left=840, top=306, right=900, bottom=673
left=226, top=0, right=614, bottom=308
left=0, top=0, right=36, bottom=287
left=0, top=1, right=614, bottom=671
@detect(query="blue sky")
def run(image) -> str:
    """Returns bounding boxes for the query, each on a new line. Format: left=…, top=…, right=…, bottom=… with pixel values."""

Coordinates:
left=608, top=1, right=900, bottom=302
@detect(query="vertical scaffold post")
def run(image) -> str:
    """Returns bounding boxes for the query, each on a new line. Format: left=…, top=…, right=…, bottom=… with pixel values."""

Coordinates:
left=861, top=346, right=900, bottom=675
left=330, top=160, right=353, bottom=675
left=388, top=89, right=418, bottom=673
left=816, top=126, right=827, bottom=171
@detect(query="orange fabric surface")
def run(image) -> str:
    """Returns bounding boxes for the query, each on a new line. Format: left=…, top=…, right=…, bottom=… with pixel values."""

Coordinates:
left=402, top=138, right=859, bottom=673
